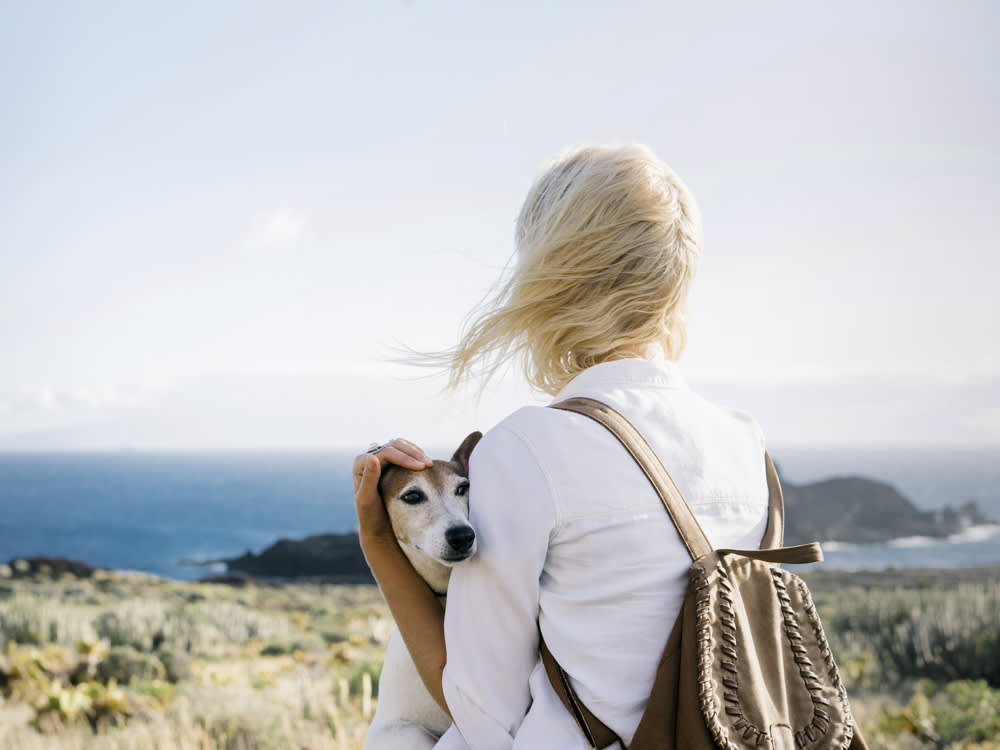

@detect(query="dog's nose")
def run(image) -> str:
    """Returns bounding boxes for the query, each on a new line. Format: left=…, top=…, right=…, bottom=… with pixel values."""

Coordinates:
left=445, top=525, right=476, bottom=554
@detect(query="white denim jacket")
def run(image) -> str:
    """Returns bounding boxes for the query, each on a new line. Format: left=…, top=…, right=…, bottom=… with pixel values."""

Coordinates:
left=435, top=357, right=770, bottom=750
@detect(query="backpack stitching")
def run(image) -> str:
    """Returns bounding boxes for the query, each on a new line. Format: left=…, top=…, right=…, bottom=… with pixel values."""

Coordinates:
left=788, top=572, right=856, bottom=750
left=695, top=561, right=766, bottom=749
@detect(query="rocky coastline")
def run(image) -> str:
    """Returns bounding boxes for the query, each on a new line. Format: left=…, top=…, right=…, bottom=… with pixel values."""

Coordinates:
left=218, top=471, right=993, bottom=580
left=4, top=472, right=993, bottom=583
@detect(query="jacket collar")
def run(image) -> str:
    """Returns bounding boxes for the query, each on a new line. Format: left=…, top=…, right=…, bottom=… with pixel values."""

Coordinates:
left=551, top=357, right=689, bottom=403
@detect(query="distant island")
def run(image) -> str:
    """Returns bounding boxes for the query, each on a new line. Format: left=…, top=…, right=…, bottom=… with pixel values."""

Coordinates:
left=781, top=473, right=992, bottom=545
left=220, top=471, right=994, bottom=581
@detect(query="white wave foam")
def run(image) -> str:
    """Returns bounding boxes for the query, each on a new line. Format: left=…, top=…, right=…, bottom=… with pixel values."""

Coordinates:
left=888, top=535, right=938, bottom=548
left=818, top=540, right=855, bottom=552
left=948, top=523, right=1000, bottom=543
left=817, top=524, right=1000, bottom=552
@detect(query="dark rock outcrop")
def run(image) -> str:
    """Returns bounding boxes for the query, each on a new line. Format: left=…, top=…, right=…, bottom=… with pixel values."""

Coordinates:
left=3, top=557, right=101, bottom=579
left=197, top=572, right=258, bottom=586
left=224, top=533, right=374, bottom=583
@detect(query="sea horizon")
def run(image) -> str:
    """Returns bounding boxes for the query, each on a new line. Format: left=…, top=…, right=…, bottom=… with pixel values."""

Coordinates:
left=2, top=445, right=998, bottom=579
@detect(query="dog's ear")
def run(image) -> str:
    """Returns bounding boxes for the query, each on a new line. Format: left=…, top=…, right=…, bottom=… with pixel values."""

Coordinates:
left=452, top=431, right=483, bottom=475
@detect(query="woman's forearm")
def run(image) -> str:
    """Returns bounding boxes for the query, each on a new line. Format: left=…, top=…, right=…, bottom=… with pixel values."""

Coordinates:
left=363, top=535, right=451, bottom=717
left=352, top=446, right=451, bottom=717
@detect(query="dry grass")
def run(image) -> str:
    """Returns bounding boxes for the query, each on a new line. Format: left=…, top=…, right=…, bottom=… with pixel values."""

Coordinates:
left=0, top=572, right=388, bottom=749
left=2, top=566, right=999, bottom=748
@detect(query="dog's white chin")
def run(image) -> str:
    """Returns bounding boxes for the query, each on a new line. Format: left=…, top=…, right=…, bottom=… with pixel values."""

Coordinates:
left=400, top=542, right=455, bottom=594
left=438, top=540, right=477, bottom=564
left=413, top=540, right=477, bottom=567
left=438, top=553, right=473, bottom=567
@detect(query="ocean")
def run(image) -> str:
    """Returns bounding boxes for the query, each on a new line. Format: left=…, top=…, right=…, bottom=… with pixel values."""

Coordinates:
left=1, top=446, right=998, bottom=579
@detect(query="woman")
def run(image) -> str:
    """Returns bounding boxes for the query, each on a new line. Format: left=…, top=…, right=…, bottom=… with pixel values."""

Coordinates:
left=353, top=144, right=771, bottom=749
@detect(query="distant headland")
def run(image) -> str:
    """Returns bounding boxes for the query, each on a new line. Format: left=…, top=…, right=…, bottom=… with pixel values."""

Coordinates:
left=781, top=474, right=993, bottom=545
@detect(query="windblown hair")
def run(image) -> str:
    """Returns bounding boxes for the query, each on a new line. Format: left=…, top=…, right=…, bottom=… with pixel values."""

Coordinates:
left=448, top=144, right=703, bottom=395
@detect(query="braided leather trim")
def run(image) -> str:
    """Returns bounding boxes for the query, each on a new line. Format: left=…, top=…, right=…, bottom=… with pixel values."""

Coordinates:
left=784, top=572, right=857, bottom=750
left=696, top=562, right=770, bottom=749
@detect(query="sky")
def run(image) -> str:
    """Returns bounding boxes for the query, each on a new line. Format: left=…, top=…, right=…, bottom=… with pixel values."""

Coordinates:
left=2, top=0, right=998, bottom=452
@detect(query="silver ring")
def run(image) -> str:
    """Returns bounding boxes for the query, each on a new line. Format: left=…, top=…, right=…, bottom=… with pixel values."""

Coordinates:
left=366, top=442, right=386, bottom=454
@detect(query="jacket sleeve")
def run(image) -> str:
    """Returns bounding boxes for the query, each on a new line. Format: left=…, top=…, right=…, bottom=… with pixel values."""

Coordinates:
left=440, top=422, right=557, bottom=750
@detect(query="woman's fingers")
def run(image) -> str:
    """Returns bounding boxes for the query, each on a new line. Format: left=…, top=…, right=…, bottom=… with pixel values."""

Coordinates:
left=354, top=454, right=383, bottom=511
left=351, top=438, right=431, bottom=492
left=352, top=453, right=374, bottom=493
left=376, top=443, right=433, bottom=471
left=354, top=454, right=378, bottom=500
left=382, top=438, right=434, bottom=466
left=354, top=455, right=394, bottom=541
left=392, top=437, right=428, bottom=456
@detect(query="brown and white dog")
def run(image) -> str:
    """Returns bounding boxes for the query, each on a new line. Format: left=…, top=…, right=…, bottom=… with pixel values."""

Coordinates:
left=364, top=431, right=482, bottom=750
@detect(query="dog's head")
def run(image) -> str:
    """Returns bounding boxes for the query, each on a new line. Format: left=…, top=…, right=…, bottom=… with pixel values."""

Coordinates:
left=378, top=431, right=482, bottom=594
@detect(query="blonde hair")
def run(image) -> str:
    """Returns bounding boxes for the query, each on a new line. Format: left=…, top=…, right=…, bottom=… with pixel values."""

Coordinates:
left=447, top=144, right=703, bottom=395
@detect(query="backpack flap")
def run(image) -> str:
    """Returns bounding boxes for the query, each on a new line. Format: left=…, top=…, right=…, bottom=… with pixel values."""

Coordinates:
left=691, top=549, right=856, bottom=750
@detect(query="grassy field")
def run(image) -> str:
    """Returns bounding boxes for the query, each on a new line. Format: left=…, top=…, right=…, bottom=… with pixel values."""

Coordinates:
left=0, top=570, right=389, bottom=749
left=1, top=564, right=998, bottom=749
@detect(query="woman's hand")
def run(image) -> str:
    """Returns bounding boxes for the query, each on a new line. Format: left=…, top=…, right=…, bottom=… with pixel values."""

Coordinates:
left=351, top=438, right=451, bottom=716
left=352, top=438, right=434, bottom=556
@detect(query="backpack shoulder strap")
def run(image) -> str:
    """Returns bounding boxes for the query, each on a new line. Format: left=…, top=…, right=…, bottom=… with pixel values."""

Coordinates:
left=540, top=635, right=625, bottom=750
left=541, top=396, right=789, bottom=748
left=760, top=451, right=785, bottom=549
left=553, top=397, right=785, bottom=554
left=550, top=396, right=713, bottom=561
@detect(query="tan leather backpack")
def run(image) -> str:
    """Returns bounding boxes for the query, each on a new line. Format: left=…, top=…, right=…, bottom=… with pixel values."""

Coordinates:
left=541, top=397, right=867, bottom=750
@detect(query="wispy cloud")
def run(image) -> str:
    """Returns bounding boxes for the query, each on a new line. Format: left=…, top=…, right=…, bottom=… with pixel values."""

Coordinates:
left=0, top=381, right=172, bottom=416
left=959, top=406, right=1000, bottom=442
left=2, top=386, right=61, bottom=414
left=1, top=370, right=997, bottom=451
left=248, top=209, right=304, bottom=251
left=684, top=364, right=993, bottom=388
left=193, top=359, right=436, bottom=379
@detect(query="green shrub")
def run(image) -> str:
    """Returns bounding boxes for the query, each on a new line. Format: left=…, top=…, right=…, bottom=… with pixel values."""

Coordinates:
left=878, top=680, right=1000, bottom=747
left=95, top=645, right=165, bottom=684
left=813, top=578, right=1000, bottom=688
left=347, top=658, right=382, bottom=698
left=259, top=633, right=325, bottom=657
left=311, top=611, right=350, bottom=644
left=260, top=642, right=291, bottom=656
left=156, top=646, right=191, bottom=683
left=0, top=595, right=98, bottom=646
left=94, top=601, right=168, bottom=651
left=0, top=603, right=44, bottom=645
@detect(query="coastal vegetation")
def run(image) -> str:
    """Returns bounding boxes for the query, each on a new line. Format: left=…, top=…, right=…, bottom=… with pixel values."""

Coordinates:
left=805, top=566, right=1000, bottom=749
left=0, top=569, right=388, bottom=749
left=0, top=564, right=998, bottom=748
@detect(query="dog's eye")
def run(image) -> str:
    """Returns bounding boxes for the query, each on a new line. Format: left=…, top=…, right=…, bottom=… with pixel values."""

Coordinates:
left=400, top=489, right=426, bottom=505
left=455, top=482, right=469, bottom=497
